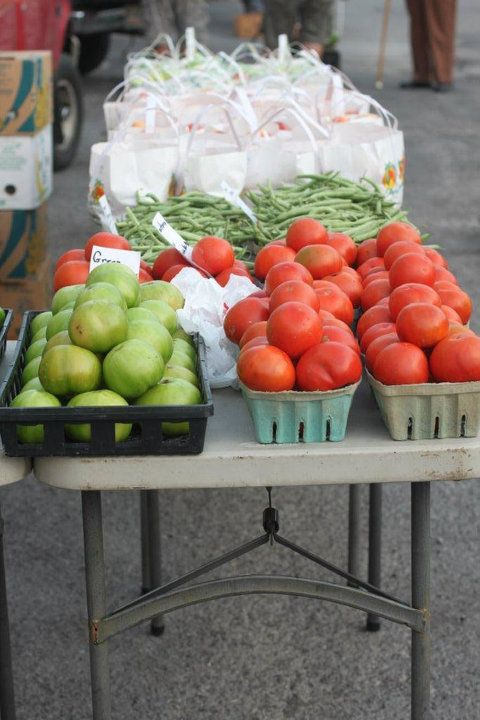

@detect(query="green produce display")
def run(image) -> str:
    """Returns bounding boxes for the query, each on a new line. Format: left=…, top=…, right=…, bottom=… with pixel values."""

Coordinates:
left=117, top=173, right=409, bottom=264
left=0, top=308, right=5, bottom=326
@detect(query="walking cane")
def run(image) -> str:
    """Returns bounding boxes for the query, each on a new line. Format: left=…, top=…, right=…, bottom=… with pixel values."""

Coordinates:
left=375, top=0, right=392, bottom=89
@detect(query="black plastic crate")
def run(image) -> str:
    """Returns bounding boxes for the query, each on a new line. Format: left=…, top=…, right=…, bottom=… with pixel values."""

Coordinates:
left=0, top=311, right=213, bottom=457
left=0, top=310, right=13, bottom=363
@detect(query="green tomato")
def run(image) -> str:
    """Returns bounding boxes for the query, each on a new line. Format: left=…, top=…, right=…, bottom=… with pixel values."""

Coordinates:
left=39, top=345, right=102, bottom=396
left=103, top=339, right=164, bottom=400
left=30, top=312, right=52, bottom=337
left=69, top=301, right=128, bottom=353
left=66, top=390, right=132, bottom=442
left=135, top=379, right=201, bottom=436
left=51, top=285, right=85, bottom=315
left=10, top=389, right=61, bottom=443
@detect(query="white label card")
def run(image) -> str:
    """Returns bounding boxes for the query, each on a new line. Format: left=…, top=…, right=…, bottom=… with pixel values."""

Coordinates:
left=220, top=181, right=257, bottom=224
left=152, top=212, right=193, bottom=261
left=97, top=194, right=118, bottom=234
left=89, top=246, right=141, bottom=276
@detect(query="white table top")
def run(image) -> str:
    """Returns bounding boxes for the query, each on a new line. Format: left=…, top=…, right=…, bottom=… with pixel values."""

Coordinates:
left=0, top=344, right=32, bottom=487
left=33, top=378, right=480, bottom=492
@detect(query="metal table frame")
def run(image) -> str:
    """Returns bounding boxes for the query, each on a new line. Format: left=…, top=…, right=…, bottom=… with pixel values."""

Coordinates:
left=77, top=480, right=429, bottom=720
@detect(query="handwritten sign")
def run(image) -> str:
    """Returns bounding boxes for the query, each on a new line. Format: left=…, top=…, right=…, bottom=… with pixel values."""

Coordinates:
left=89, top=245, right=141, bottom=275
left=152, top=212, right=193, bottom=261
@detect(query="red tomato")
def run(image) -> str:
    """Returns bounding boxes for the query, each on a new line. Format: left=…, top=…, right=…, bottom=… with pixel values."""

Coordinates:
left=424, top=248, right=448, bottom=268
left=224, top=297, right=270, bottom=345
left=152, top=248, right=189, bottom=279
left=84, top=232, right=131, bottom=260
left=162, top=264, right=197, bottom=282
left=430, top=334, right=480, bottom=382
left=433, top=282, right=472, bottom=324
left=356, top=238, right=378, bottom=266
left=389, top=253, right=435, bottom=289
left=237, top=345, right=296, bottom=391
left=239, top=321, right=268, bottom=348
left=191, top=236, right=234, bottom=275
left=140, top=260, right=154, bottom=277
left=254, top=245, right=296, bottom=280
left=267, top=239, right=286, bottom=246
left=296, top=342, right=362, bottom=391
left=433, top=266, right=457, bottom=284
left=360, top=322, right=397, bottom=353
left=441, top=305, right=463, bottom=324
left=361, top=279, right=391, bottom=311
left=376, top=297, right=391, bottom=307
left=215, top=266, right=251, bottom=287
left=267, top=302, right=323, bottom=359
left=373, top=343, right=429, bottom=385
left=447, top=323, right=474, bottom=337
left=250, top=290, right=267, bottom=299
left=264, top=262, right=313, bottom=294
left=139, top=268, right=153, bottom=283
left=322, top=325, right=361, bottom=354
left=323, top=232, right=357, bottom=266
left=357, top=257, right=385, bottom=280
left=396, top=303, right=449, bottom=349
left=340, top=266, right=360, bottom=277
left=376, top=222, right=421, bottom=257
left=313, top=281, right=354, bottom=325
left=232, top=259, right=252, bottom=275
left=365, top=333, right=400, bottom=371
left=295, top=245, right=343, bottom=279
left=285, top=217, right=328, bottom=252
left=357, top=305, right=393, bottom=339
left=383, top=240, right=426, bottom=270
left=318, top=310, right=354, bottom=335
left=323, top=270, right=363, bottom=307
left=269, top=281, right=320, bottom=313
left=362, top=270, right=390, bottom=287
left=389, top=283, right=442, bottom=320
left=239, top=336, right=269, bottom=354
left=54, top=248, right=85, bottom=272
left=53, top=260, right=90, bottom=292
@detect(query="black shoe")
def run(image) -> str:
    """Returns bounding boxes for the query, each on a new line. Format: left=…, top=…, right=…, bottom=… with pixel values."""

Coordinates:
left=399, top=80, right=431, bottom=89
left=432, top=82, right=453, bottom=93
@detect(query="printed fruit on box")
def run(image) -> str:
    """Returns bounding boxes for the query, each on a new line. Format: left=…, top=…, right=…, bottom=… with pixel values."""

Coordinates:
left=69, top=301, right=128, bottom=353
left=103, top=339, right=164, bottom=400
left=39, top=345, right=103, bottom=396
left=65, top=390, right=132, bottom=442
left=135, top=379, right=202, bottom=437
left=10, top=389, right=61, bottom=443
left=86, top=264, right=139, bottom=308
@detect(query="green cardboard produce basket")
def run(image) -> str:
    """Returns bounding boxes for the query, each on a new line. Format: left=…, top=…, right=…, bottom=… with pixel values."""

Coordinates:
left=366, top=370, right=480, bottom=440
left=240, top=380, right=360, bottom=444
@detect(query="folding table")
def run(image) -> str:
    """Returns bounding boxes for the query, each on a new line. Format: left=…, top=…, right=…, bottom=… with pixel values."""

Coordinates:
left=33, top=382, right=480, bottom=720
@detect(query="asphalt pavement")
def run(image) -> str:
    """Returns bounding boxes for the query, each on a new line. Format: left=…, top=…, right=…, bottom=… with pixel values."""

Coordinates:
left=3, top=1, right=480, bottom=718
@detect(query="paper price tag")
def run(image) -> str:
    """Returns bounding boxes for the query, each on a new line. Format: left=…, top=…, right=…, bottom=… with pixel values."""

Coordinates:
left=89, top=246, right=141, bottom=276
left=97, top=194, right=118, bottom=234
left=220, top=182, right=257, bottom=224
left=152, top=212, right=193, bottom=261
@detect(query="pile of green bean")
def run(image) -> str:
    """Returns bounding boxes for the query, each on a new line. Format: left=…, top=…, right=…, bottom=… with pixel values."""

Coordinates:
left=117, top=173, right=409, bottom=264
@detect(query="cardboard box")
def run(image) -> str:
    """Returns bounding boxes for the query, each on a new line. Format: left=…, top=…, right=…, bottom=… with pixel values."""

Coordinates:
left=0, top=51, right=52, bottom=136
left=0, top=124, right=52, bottom=209
left=0, top=202, right=47, bottom=280
left=1, top=258, right=52, bottom=339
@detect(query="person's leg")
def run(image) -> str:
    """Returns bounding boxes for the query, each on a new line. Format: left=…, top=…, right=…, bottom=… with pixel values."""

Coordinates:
left=263, top=0, right=298, bottom=49
left=298, top=0, right=334, bottom=55
left=404, top=0, right=431, bottom=85
left=174, top=0, right=209, bottom=44
left=427, top=0, right=457, bottom=86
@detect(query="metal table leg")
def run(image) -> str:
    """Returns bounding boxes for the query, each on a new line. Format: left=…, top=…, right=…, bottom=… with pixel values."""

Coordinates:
left=366, top=484, right=382, bottom=631
left=82, top=492, right=111, bottom=720
left=0, top=505, right=15, bottom=720
left=411, top=482, right=431, bottom=720
left=140, top=492, right=150, bottom=595
left=145, top=491, right=164, bottom=636
left=347, top=484, right=361, bottom=583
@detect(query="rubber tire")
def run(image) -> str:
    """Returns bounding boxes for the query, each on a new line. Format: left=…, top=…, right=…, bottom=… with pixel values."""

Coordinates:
left=78, top=33, right=111, bottom=75
left=53, top=54, right=83, bottom=171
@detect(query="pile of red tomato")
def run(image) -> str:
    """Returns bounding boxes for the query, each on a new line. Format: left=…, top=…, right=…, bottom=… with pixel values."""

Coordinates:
left=355, top=222, right=480, bottom=384
left=53, top=232, right=154, bottom=291
left=226, top=216, right=480, bottom=393
left=151, top=237, right=252, bottom=286
left=225, top=218, right=363, bottom=393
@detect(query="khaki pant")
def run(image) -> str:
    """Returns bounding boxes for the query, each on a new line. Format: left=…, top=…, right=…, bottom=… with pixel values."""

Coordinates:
left=143, top=0, right=209, bottom=44
left=264, top=0, right=334, bottom=49
left=406, top=0, right=457, bottom=84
